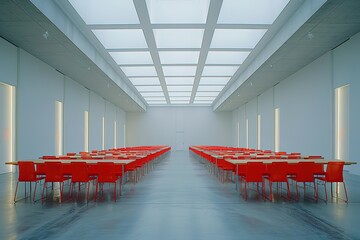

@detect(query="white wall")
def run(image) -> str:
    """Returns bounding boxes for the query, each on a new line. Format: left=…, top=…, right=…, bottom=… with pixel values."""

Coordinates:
left=126, top=107, right=232, bottom=149
left=105, top=101, right=116, bottom=149
left=231, top=31, right=360, bottom=175
left=17, top=49, right=64, bottom=159
left=0, top=37, right=126, bottom=173
left=246, top=98, right=258, bottom=149
left=333, top=32, right=360, bottom=174
left=89, top=92, right=105, bottom=151
left=258, top=88, right=274, bottom=151
left=64, top=77, right=89, bottom=153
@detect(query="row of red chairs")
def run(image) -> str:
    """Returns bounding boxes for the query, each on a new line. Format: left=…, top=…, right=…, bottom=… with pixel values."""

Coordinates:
left=14, top=146, right=171, bottom=203
left=190, top=146, right=348, bottom=203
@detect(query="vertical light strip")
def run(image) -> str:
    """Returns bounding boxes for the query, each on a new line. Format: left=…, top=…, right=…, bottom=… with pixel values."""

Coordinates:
left=102, top=116, right=105, bottom=150
left=335, top=88, right=340, bottom=159
left=84, top=111, right=89, bottom=152
left=335, top=85, right=349, bottom=160
left=55, top=101, right=63, bottom=155
left=257, top=114, right=261, bottom=150
left=275, top=108, right=280, bottom=152
left=9, top=86, right=15, bottom=172
left=114, top=121, right=117, bottom=148
left=246, top=118, right=249, bottom=148
left=123, top=124, right=126, bottom=147
left=237, top=121, right=240, bottom=147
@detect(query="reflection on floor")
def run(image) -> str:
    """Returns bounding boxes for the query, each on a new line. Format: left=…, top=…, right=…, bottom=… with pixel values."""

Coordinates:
left=1, top=151, right=360, bottom=240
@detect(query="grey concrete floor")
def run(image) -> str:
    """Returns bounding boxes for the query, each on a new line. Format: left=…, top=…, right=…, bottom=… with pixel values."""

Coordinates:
left=1, top=151, right=360, bottom=240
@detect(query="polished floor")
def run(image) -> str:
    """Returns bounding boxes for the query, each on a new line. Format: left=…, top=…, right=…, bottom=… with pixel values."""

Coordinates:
left=1, top=151, right=360, bottom=240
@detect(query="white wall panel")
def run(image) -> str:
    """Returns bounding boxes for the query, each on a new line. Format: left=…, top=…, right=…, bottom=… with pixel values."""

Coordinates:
left=17, top=50, right=64, bottom=159
left=0, top=37, right=17, bottom=87
left=333, top=32, right=360, bottom=174
left=274, top=52, right=332, bottom=157
left=126, top=107, right=232, bottom=149
left=105, top=101, right=116, bottom=149
left=63, top=77, right=89, bottom=153
left=232, top=109, right=239, bottom=147
left=89, top=91, right=105, bottom=151
left=116, top=108, right=126, bottom=148
left=245, top=99, right=258, bottom=149
left=258, top=87, right=274, bottom=151
left=238, top=105, right=246, bottom=148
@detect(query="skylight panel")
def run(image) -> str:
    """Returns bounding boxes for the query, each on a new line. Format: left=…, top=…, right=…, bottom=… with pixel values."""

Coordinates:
left=202, top=66, right=238, bottom=76
left=146, top=0, right=210, bottom=24
left=136, top=86, right=162, bottom=92
left=163, top=66, right=197, bottom=76
left=170, top=97, right=191, bottom=101
left=171, top=101, right=190, bottom=104
left=168, top=92, right=192, bottom=97
left=69, top=0, right=139, bottom=24
left=196, top=92, right=219, bottom=97
left=130, top=77, right=160, bottom=85
left=159, top=51, right=200, bottom=64
left=197, top=85, right=225, bottom=92
left=218, top=0, right=290, bottom=24
left=165, top=77, right=194, bottom=85
left=121, top=66, right=157, bottom=77
left=199, top=77, right=231, bottom=85
left=211, top=29, right=267, bottom=49
left=141, top=92, right=165, bottom=97
left=92, top=29, right=148, bottom=49
left=167, top=86, right=193, bottom=92
left=153, top=29, right=204, bottom=48
left=110, top=52, right=153, bottom=65
left=205, top=51, right=250, bottom=65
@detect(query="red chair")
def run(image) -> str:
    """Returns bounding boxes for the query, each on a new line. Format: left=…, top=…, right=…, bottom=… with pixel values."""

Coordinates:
left=42, top=162, right=71, bottom=203
left=315, top=162, right=348, bottom=203
left=14, top=161, right=45, bottom=203
left=289, top=162, right=318, bottom=201
left=240, top=162, right=267, bottom=201
left=94, top=162, right=119, bottom=202
left=68, top=162, right=95, bottom=202
left=265, top=162, right=291, bottom=201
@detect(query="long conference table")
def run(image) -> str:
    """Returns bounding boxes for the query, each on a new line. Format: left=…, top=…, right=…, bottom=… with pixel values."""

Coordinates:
left=189, top=146, right=357, bottom=190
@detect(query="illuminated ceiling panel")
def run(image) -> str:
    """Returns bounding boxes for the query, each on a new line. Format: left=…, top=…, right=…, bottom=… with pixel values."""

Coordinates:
left=211, top=29, right=267, bottom=49
left=146, top=0, right=210, bottom=24
left=68, top=0, right=292, bottom=106
left=218, top=0, right=290, bottom=24
left=92, top=29, right=148, bottom=49
left=69, top=0, right=139, bottom=24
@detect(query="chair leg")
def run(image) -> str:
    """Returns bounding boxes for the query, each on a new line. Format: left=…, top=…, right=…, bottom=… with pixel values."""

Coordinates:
left=13, top=181, right=19, bottom=203
left=33, top=181, right=39, bottom=203
left=343, top=182, right=348, bottom=203
left=42, top=182, right=47, bottom=204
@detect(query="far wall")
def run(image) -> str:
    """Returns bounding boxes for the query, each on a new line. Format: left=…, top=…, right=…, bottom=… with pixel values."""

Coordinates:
left=126, top=106, right=232, bottom=150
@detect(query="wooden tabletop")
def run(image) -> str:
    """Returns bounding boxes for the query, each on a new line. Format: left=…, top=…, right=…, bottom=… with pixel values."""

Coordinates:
left=5, top=159, right=136, bottom=165
left=225, top=158, right=356, bottom=165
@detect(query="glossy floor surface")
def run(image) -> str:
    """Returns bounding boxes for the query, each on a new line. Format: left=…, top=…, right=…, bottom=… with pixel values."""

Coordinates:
left=1, top=151, right=360, bottom=240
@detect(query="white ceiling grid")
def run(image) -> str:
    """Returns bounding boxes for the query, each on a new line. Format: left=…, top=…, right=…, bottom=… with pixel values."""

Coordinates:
left=69, top=0, right=290, bottom=106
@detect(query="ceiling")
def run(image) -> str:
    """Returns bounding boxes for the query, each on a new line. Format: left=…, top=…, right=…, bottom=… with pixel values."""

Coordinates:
left=1, top=0, right=360, bottom=112
left=59, top=0, right=295, bottom=106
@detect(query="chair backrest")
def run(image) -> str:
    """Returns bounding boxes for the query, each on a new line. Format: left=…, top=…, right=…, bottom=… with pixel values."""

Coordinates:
left=325, top=162, right=344, bottom=182
left=96, top=163, right=117, bottom=182
left=245, top=162, right=266, bottom=182
left=44, top=162, right=65, bottom=182
left=295, top=162, right=316, bottom=182
left=70, top=162, right=89, bottom=182
left=268, top=162, right=289, bottom=182
left=18, top=161, right=37, bottom=181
